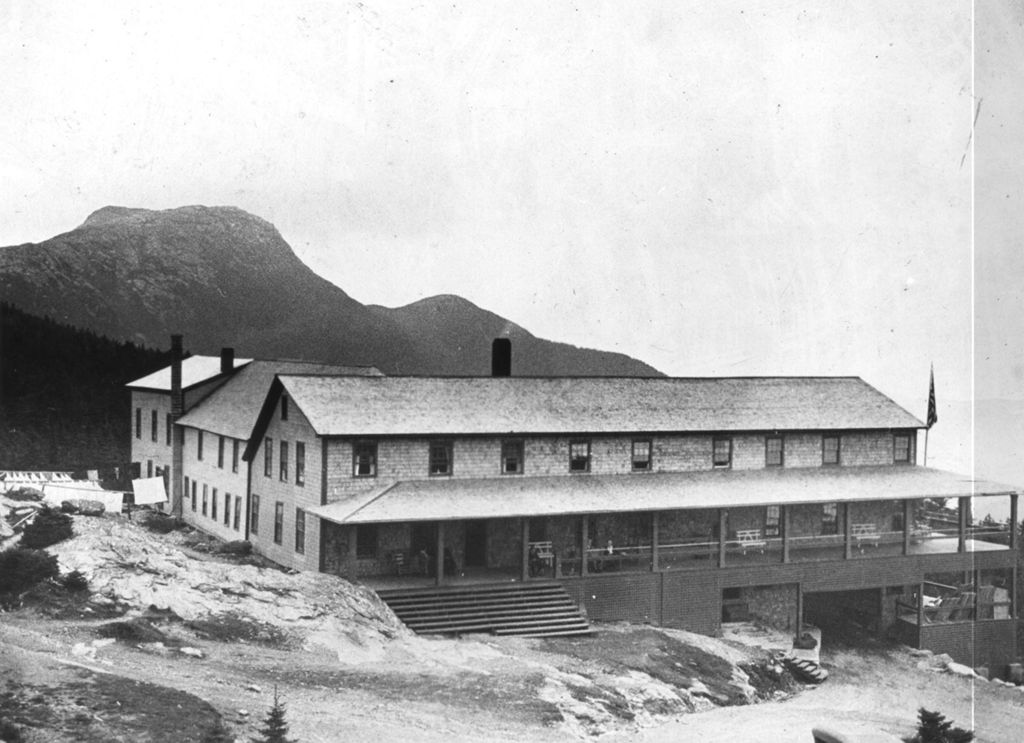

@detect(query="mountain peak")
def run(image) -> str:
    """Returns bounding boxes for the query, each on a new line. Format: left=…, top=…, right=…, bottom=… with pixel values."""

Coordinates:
left=1, top=205, right=660, bottom=377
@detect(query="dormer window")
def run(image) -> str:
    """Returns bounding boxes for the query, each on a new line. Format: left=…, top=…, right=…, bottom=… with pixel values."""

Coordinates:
left=893, top=434, right=913, bottom=464
left=501, top=440, right=524, bottom=474
left=631, top=439, right=652, bottom=471
left=822, top=435, right=840, bottom=466
left=569, top=440, right=591, bottom=472
left=429, top=440, right=453, bottom=476
left=765, top=436, right=784, bottom=467
left=712, top=437, right=732, bottom=468
left=353, top=441, right=378, bottom=477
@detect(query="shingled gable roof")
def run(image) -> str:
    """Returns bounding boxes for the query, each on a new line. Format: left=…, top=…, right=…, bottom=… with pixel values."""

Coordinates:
left=177, top=360, right=382, bottom=441
left=265, top=374, right=923, bottom=438
left=309, top=466, right=1019, bottom=524
left=126, top=355, right=254, bottom=392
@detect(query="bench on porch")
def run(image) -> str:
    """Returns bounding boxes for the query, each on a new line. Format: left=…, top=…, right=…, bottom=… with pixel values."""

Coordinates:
left=852, top=523, right=881, bottom=551
left=735, top=529, right=767, bottom=555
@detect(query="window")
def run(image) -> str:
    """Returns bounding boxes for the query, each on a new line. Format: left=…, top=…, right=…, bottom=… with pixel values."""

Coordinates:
left=295, top=508, right=305, bottom=554
left=712, top=437, right=732, bottom=468
left=569, top=440, right=591, bottom=472
left=279, top=440, right=289, bottom=482
left=765, top=505, right=781, bottom=537
left=822, top=503, right=839, bottom=535
left=501, top=440, right=524, bottom=474
left=197, top=430, right=204, bottom=461
left=250, top=494, right=260, bottom=535
left=217, top=436, right=225, bottom=468
left=356, top=524, right=378, bottom=558
left=353, top=441, right=377, bottom=477
left=233, top=496, right=241, bottom=531
left=165, top=413, right=172, bottom=446
left=822, top=435, right=840, bottom=466
left=232, top=439, right=239, bottom=473
left=202, top=484, right=208, bottom=516
left=765, top=436, right=784, bottom=467
left=631, top=439, right=652, bottom=471
left=186, top=477, right=194, bottom=511
left=894, top=434, right=913, bottom=464
left=151, top=410, right=158, bottom=442
left=146, top=460, right=153, bottom=478
left=223, top=492, right=231, bottom=526
left=273, top=502, right=284, bottom=544
left=211, top=488, right=218, bottom=521
left=264, top=437, right=273, bottom=477
left=296, top=442, right=305, bottom=486
left=281, top=395, right=288, bottom=421
left=429, top=440, right=453, bottom=476
left=135, top=408, right=141, bottom=439
left=191, top=480, right=197, bottom=511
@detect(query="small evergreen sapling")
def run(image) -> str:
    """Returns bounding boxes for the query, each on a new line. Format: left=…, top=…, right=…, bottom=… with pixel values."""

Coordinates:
left=913, top=708, right=974, bottom=743
left=251, top=687, right=296, bottom=743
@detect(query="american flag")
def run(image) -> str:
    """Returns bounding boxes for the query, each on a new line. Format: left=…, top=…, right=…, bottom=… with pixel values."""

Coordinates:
left=927, top=365, right=938, bottom=429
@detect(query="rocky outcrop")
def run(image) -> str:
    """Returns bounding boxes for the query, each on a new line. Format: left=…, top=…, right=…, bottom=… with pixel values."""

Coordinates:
left=47, top=516, right=407, bottom=652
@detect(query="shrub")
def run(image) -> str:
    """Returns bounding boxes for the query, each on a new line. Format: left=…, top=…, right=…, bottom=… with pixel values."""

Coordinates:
left=252, top=687, right=296, bottom=743
left=913, top=708, right=974, bottom=743
left=61, top=569, right=89, bottom=592
left=0, top=548, right=60, bottom=596
left=140, top=512, right=182, bottom=534
left=0, top=717, right=25, bottom=743
left=201, top=718, right=235, bottom=743
left=20, top=506, right=73, bottom=548
left=3, top=487, right=42, bottom=502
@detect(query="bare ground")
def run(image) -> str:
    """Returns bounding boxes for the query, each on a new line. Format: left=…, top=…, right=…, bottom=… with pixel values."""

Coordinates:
left=1, top=513, right=1021, bottom=742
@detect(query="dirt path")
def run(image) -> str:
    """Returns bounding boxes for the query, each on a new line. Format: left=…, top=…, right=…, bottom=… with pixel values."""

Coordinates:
left=611, top=648, right=1024, bottom=743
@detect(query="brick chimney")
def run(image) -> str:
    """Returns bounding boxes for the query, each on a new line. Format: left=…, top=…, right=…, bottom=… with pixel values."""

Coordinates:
left=170, top=335, right=184, bottom=519
left=220, top=347, right=235, bottom=374
left=492, top=338, right=511, bottom=377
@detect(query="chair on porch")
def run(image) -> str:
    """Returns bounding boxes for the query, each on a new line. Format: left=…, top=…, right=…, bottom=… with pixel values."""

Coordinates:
left=388, top=550, right=410, bottom=576
left=736, top=529, right=767, bottom=555
left=852, top=523, right=881, bottom=551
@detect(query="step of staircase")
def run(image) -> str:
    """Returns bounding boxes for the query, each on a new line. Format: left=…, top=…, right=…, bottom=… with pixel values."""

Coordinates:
left=377, top=581, right=591, bottom=638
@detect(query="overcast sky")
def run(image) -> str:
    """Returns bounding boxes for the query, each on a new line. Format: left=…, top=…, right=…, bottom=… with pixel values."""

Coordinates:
left=1, top=1, right=1020, bottom=419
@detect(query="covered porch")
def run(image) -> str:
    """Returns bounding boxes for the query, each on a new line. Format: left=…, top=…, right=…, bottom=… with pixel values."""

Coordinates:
left=309, top=466, right=1018, bottom=589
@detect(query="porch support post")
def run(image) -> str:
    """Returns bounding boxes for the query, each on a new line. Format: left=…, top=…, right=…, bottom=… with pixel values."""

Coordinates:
left=521, top=518, right=530, bottom=582
left=580, top=516, right=589, bottom=577
left=903, top=499, right=913, bottom=556
left=1011, top=493, right=1019, bottom=551
left=843, top=502, right=853, bottom=559
left=718, top=509, right=727, bottom=568
left=918, top=581, right=925, bottom=627
left=782, top=506, right=790, bottom=563
left=345, top=524, right=358, bottom=581
left=795, top=583, right=803, bottom=639
left=435, top=521, right=445, bottom=587
left=1013, top=563, right=1019, bottom=622
left=958, top=496, right=968, bottom=553
left=651, top=511, right=660, bottom=572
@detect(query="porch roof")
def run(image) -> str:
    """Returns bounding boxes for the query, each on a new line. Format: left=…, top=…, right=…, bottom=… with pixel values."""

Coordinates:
left=307, top=466, right=1019, bottom=525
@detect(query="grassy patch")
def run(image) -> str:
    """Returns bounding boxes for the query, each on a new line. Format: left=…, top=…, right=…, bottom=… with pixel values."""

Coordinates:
left=18, top=581, right=124, bottom=620
left=186, top=613, right=295, bottom=648
left=275, top=668, right=563, bottom=728
left=97, top=617, right=180, bottom=646
left=0, top=671, right=224, bottom=742
left=544, top=628, right=748, bottom=704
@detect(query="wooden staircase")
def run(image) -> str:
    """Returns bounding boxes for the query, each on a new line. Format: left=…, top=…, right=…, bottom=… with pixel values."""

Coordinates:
left=376, top=581, right=591, bottom=638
